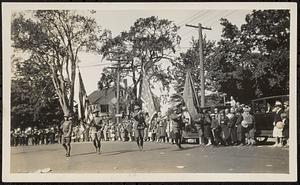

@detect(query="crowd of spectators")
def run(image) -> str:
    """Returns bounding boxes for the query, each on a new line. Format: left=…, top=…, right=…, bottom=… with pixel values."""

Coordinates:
left=11, top=96, right=289, bottom=148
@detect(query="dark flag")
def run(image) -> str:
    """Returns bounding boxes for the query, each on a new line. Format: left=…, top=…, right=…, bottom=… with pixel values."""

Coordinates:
left=182, top=70, right=200, bottom=121
left=78, top=69, right=92, bottom=125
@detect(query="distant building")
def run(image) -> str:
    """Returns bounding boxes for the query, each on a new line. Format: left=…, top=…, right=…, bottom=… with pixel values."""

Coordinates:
left=88, top=86, right=126, bottom=117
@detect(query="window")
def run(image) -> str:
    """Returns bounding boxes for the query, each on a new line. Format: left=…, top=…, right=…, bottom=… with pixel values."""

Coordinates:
left=100, top=104, right=109, bottom=113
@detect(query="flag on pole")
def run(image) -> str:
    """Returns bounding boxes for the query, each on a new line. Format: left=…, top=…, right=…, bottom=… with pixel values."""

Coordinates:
left=182, top=70, right=200, bottom=121
left=78, top=69, right=92, bottom=125
left=140, top=73, right=157, bottom=123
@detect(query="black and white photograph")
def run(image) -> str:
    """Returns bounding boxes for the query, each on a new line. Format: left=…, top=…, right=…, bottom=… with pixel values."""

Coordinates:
left=2, top=2, right=297, bottom=182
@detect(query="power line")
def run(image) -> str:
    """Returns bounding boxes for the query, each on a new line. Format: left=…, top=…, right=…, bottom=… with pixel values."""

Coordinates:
left=78, top=62, right=117, bottom=68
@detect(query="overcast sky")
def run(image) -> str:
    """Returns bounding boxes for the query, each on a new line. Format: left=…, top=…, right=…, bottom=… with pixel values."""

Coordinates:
left=77, top=9, right=252, bottom=96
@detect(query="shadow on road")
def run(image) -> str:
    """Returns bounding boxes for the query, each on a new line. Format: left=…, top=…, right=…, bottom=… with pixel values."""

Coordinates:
left=172, top=145, right=200, bottom=151
left=71, top=152, right=97, bottom=157
left=99, top=147, right=171, bottom=156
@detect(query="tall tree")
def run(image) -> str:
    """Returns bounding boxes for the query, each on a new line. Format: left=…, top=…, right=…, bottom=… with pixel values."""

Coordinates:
left=99, top=16, right=180, bottom=101
left=11, top=56, right=63, bottom=128
left=205, top=10, right=290, bottom=103
left=11, top=10, right=107, bottom=117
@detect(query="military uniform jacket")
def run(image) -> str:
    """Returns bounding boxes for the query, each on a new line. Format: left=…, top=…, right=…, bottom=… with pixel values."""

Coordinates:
left=170, top=113, right=184, bottom=133
left=132, top=111, right=146, bottom=130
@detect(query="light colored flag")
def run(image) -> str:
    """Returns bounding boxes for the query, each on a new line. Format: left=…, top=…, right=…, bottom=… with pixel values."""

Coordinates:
left=140, top=73, right=157, bottom=122
left=182, top=70, right=200, bottom=121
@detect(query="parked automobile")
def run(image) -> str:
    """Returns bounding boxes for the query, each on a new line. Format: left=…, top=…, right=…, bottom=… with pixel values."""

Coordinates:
left=251, top=95, right=289, bottom=144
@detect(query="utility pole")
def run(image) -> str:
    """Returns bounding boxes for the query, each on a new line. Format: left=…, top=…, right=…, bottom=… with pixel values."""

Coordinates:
left=107, top=52, right=131, bottom=125
left=186, top=23, right=211, bottom=108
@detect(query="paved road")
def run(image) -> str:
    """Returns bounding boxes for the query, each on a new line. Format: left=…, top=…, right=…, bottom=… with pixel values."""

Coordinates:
left=11, top=141, right=289, bottom=173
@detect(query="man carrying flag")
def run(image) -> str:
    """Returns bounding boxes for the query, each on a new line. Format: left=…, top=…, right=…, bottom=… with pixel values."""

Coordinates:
left=182, top=70, right=203, bottom=145
left=140, top=73, right=157, bottom=125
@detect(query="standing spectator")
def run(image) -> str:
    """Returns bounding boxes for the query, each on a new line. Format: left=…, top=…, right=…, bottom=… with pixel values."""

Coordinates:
left=126, top=117, right=133, bottom=142
left=165, top=117, right=173, bottom=144
left=211, top=113, right=222, bottom=146
left=33, top=127, right=39, bottom=145
left=20, top=130, right=26, bottom=146
left=45, top=127, right=50, bottom=144
left=229, top=96, right=237, bottom=108
left=50, top=126, right=55, bottom=144
left=38, top=128, right=44, bottom=145
left=220, top=110, right=230, bottom=146
left=194, top=110, right=204, bottom=145
left=281, top=112, right=289, bottom=147
left=158, top=115, right=167, bottom=143
left=25, top=127, right=32, bottom=145
left=242, top=107, right=256, bottom=146
left=103, top=123, right=109, bottom=141
left=272, top=101, right=284, bottom=147
left=227, top=108, right=238, bottom=146
left=110, top=125, right=116, bottom=141
left=203, top=110, right=212, bottom=146
left=235, top=107, right=245, bottom=145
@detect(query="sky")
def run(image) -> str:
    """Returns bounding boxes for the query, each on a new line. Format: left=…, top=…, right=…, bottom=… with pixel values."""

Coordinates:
left=76, top=9, right=253, bottom=96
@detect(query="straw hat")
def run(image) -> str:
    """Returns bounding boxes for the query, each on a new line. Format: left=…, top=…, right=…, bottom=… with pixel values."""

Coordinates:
left=275, top=101, right=282, bottom=107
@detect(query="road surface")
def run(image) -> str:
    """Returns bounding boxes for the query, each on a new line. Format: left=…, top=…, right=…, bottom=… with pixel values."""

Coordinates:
left=11, top=140, right=289, bottom=173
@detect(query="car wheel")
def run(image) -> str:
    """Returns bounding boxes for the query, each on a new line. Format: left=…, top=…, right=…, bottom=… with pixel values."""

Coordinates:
left=254, top=136, right=268, bottom=144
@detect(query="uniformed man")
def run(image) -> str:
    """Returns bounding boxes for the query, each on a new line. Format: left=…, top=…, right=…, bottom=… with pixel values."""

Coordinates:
left=132, top=105, right=146, bottom=151
left=60, top=114, right=73, bottom=157
left=170, top=102, right=184, bottom=149
left=90, top=110, right=102, bottom=154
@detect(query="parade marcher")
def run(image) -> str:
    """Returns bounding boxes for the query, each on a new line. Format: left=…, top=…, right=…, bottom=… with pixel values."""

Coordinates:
left=90, top=110, right=102, bottom=154
left=242, top=107, right=256, bottom=146
left=126, top=116, right=133, bottom=142
left=170, top=102, right=184, bottom=149
left=144, top=112, right=150, bottom=142
left=227, top=108, right=238, bottom=146
left=281, top=112, right=289, bottom=147
left=203, top=110, right=212, bottom=146
left=272, top=101, right=284, bottom=147
left=60, top=115, right=73, bottom=157
left=235, top=107, right=245, bottom=145
left=194, top=109, right=204, bottom=145
left=132, top=105, right=146, bottom=151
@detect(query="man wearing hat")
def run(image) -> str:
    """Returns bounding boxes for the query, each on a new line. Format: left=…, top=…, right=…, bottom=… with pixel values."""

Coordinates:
left=90, top=110, right=102, bottom=154
left=170, top=101, right=184, bottom=149
left=60, top=114, right=73, bottom=157
left=272, top=101, right=284, bottom=147
left=132, top=105, right=146, bottom=150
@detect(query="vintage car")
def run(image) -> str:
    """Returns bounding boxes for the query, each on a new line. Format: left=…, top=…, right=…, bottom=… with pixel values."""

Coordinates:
left=181, top=104, right=231, bottom=144
left=251, top=95, right=289, bottom=144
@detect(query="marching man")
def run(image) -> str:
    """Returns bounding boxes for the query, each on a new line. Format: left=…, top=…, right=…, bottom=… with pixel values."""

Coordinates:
left=132, top=105, right=146, bottom=151
left=170, top=102, right=184, bottom=149
left=60, top=114, right=73, bottom=157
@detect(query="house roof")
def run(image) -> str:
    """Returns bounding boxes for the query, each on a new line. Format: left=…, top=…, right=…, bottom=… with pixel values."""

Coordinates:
left=88, top=87, right=116, bottom=105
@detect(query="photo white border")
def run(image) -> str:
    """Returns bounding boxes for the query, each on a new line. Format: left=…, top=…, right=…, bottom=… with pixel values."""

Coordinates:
left=2, top=2, right=297, bottom=182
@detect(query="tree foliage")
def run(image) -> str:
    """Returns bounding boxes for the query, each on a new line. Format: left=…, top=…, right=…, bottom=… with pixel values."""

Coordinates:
left=99, top=16, right=180, bottom=101
left=204, top=10, right=290, bottom=103
left=11, top=10, right=107, bottom=117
